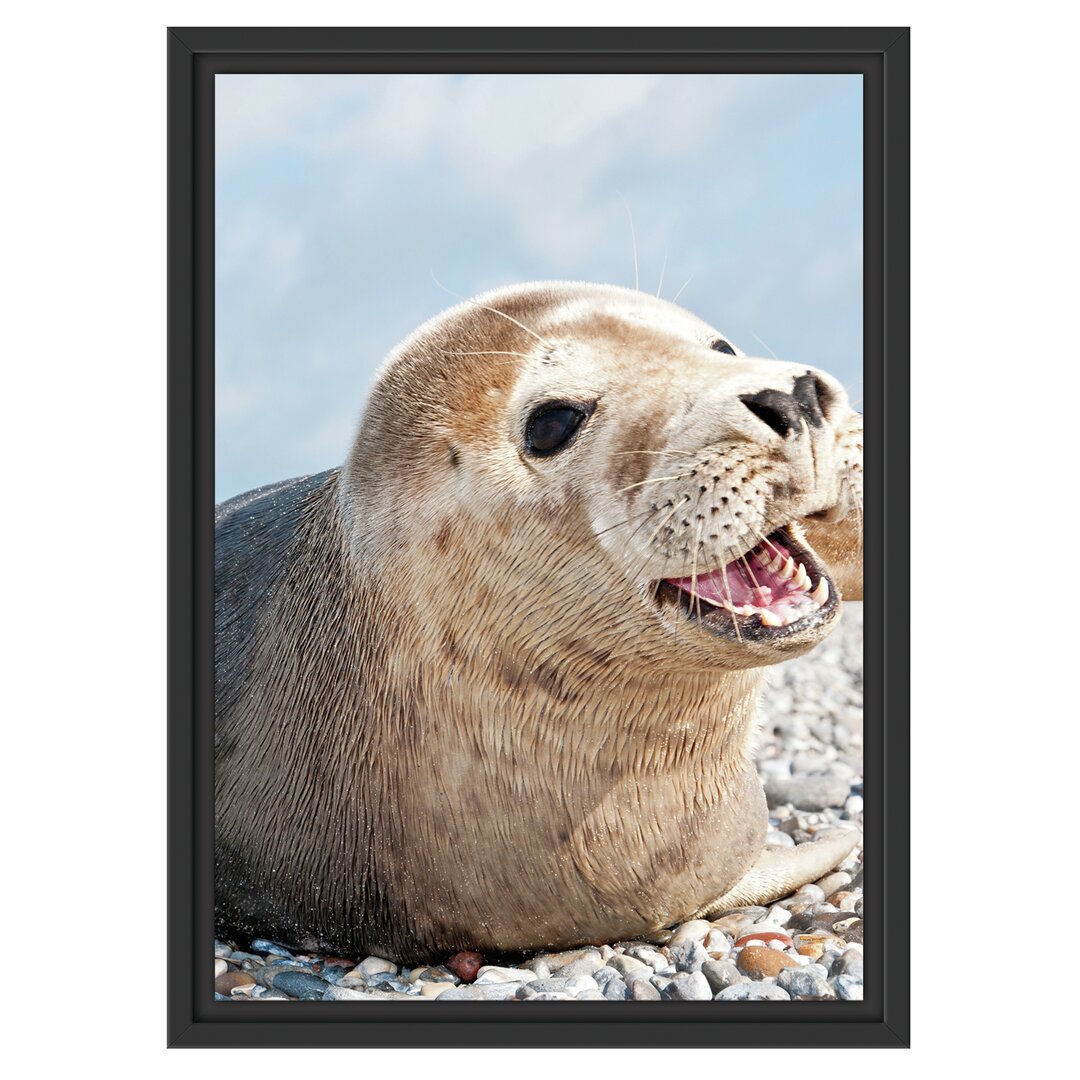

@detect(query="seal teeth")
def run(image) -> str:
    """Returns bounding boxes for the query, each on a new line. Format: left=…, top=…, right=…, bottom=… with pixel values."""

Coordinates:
left=779, top=557, right=796, bottom=581
left=759, top=610, right=783, bottom=627
left=811, top=577, right=829, bottom=604
left=794, top=562, right=810, bottom=590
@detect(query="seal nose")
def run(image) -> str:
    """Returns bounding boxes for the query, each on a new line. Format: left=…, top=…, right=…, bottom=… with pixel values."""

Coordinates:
left=740, top=373, right=829, bottom=437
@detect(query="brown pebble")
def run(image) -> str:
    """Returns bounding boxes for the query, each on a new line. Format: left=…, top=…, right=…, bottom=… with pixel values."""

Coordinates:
left=736, top=945, right=798, bottom=979
left=446, top=950, right=484, bottom=983
left=215, top=970, right=256, bottom=995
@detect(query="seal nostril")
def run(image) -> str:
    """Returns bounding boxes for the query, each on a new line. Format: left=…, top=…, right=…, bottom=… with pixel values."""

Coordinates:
left=739, top=389, right=800, bottom=437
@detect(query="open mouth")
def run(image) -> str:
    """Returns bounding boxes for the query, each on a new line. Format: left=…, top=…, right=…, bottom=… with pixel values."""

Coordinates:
left=656, top=526, right=837, bottom=642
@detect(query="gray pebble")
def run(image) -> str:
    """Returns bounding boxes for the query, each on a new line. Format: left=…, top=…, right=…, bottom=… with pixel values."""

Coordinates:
left=701, top=959, right=743, bottom=995
left=660, top=970, right=712, bottom=1001
left=833, top=974, right=863, bottom=1000
left=575, top=990, right=607, bottom=1001
left=669, top=939, right=708, bottom=972
left=715, top=982, right=791, bottom=1001
left=603, top=976, right=630, bottom=1000
left=434, top=985, right=483, bottom=1001
left=251, top=938, right=294, bottom=958
left=630, top=978, right=662, bottom=1001
left=764, top=773, right=851, bottom=811
left=831, top=949, right=864, bottom=981
left=777, top=964, right=835, bottom=999
left=560, top=957, right=604, bottom=978
left=272, top=969, right=328, bottom=999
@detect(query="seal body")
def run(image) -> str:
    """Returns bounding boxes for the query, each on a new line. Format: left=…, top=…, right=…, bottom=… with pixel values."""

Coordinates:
left=215, top=281, right=863, bottom=962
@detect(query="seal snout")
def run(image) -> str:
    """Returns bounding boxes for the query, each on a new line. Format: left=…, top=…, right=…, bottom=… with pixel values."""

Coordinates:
left=739, top=372, right=834, bottom=438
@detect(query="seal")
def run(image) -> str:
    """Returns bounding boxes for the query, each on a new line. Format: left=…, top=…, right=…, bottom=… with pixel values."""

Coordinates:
left=215, top=281, right=864, bottom=962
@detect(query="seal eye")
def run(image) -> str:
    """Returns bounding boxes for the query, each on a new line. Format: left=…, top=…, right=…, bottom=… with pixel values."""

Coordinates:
left=710, top=339, right=737, bottom=356
left=526, top=403, right=591, bottom=456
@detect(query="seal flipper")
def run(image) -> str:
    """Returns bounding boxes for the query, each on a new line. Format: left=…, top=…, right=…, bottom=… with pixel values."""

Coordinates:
left=696, top=829, right=861, bottom=916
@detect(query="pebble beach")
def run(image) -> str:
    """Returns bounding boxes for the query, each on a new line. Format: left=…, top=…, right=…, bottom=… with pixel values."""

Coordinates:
left=214, top=604, right=864, bottom=1004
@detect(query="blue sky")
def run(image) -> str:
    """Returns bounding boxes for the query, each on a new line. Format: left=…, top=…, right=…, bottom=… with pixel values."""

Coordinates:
left=216, top=74, right=862, bottom=501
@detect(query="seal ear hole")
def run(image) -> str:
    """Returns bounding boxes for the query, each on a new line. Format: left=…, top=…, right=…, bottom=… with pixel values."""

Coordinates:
left=525, top=400, right=595, bottom=457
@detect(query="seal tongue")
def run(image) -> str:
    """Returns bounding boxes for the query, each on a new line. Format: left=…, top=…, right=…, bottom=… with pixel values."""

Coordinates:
left=666, top=536, right=829, bottom=627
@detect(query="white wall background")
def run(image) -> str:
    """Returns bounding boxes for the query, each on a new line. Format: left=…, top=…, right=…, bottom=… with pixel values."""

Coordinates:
left=3, top=1, right=1076, bottom=1072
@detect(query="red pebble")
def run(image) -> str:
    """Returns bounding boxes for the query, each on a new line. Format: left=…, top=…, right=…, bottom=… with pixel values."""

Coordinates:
left=734, top=931, right=794, bottom=949
left=445, top=950, right=484, bottom=982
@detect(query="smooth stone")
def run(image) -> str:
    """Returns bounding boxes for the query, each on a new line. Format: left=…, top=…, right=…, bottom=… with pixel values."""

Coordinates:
left=518, top=976, right=598, bottom=996
left=228, top=983, right=257, bottom=999
left=708, top=913, right=760, bottom=938
left=630, top=978, right=662, bottom=1001
left=764, top=830, right=796, bottom=850
left=669, top=939, right=708, bottom=973
left=763, top=904, right=793, bottom=927
left=415, top=965, right=457, bottom=984
left=833, top=974, right=864, bottom=1000
left=815, top=871, right=853, bottom=897
left=764, top=773, right=850, bottom=811
left=273, top=970, right=329, bottom=999
left=215, top=970, right=256, bottom=995
left=523, top=958, right=552, bottom=978
left=592, top=966, right=621, bottom=986
left=777, top=964, right=835, bottom=999
left=608, top=954, right=650, bottom=976
left=669, top=919, right=712, bottom=946
left=736, top=946, right=798, bottom=980
left=256, top=959, right=305, bottom=988
left=576, top=990, right=607, bottom=1001
left=844, top=795, right=864, bottom=816
left=445, top=951, right=483, bottom=982
left=214, top=941, right=233, bottom=959
left=214, top=959, right=228, bottom=978
left=599, top=945, right=616, bottom=961
left=660, top=971, right=712, bottom=1001
left=354, top=956, right=398, bottom=978
left=475, top=982, right=524, bottom=1000
left=420, top=981, right=455, bottom=999
left=434, top=985, right=485, bottom=1001
left=855, top=897, right=864, bottom=918
left=536, top=947, right=603, bottom=971
left=560, top=957, right=604, bottom=978
left=226, top=952, right=265, bottom=967
left=251, top=938, right=294, bottom=958
left=831, top=949, right=864, bottom=981
left=716, top=982, right=791, bottom=1001
left=324, top=986, right=424, bottom=1001
left=603, top=976, right=630, bottom=1000
left=701, top=959, right=743, bottom=995
left=475, top=966, right=536, bottom=984
left=623, top=945, right=668, bottom=971
left=703, top=930, right=732, bottom=957
left=521, top=992, right=574, bottom=1001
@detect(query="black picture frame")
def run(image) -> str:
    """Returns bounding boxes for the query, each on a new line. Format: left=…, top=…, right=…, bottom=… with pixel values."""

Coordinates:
left=168, top=25, right=910, bottom=1049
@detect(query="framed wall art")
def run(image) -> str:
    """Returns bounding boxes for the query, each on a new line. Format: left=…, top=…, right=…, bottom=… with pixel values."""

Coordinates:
left=168, top=25, right=910, bottom=1048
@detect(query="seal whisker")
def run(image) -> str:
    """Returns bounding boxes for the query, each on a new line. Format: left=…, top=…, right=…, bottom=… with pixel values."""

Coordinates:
left=671, top=274, right=693, bottom=304
left=430, top=273, right=552, bottom=347
left=656, top=252, right=668, bottom=298
left=618, top=471, right=695, bottom=494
